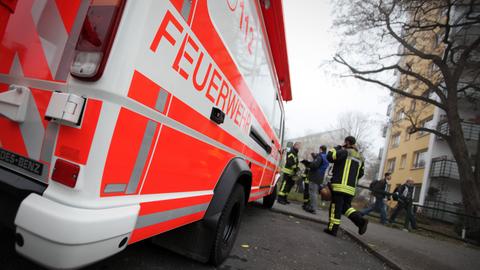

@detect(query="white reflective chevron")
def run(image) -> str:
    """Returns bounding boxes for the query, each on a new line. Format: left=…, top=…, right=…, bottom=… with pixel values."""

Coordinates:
left=135, top=203, right=209, bottom=229
left=31, top=0, right=68, bottom=79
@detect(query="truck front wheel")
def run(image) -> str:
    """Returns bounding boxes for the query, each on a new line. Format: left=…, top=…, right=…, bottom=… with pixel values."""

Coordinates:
left=210, top=183, right=245, bottom=266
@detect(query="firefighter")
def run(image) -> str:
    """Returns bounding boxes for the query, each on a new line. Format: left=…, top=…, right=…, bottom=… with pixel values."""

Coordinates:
left=324, top=136, right=368, bottom=237
left=301, top=160, right=311, bottom=210
left=300, top=152, right=319, bottom=212
left=277, top=142, right=301, bottom=205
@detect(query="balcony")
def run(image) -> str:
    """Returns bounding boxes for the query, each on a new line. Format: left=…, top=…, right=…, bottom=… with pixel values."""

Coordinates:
left=449, top=8, right=480, bottom=66
left=437, top=121, right=480, bottom=141
left=430, top=157, right=459, bottom=180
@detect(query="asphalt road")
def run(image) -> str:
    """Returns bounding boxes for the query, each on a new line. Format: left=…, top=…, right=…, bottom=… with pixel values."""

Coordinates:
left=0, top=204, right=390, bottom=270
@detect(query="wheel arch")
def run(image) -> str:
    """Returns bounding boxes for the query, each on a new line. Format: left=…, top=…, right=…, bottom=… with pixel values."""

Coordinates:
left=205, top=157, right=252, bottom=218
left=149, top=157, right=252, bottom=263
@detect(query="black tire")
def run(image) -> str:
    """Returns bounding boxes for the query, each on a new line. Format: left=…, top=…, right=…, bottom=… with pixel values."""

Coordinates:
left=262, top=187, right=277, bottom=209
left=210, top=183, right=245, bottom=266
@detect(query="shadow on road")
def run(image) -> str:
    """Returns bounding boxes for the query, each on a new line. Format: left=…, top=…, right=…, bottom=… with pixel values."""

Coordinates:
left=0, top=204, right=389, bottom=270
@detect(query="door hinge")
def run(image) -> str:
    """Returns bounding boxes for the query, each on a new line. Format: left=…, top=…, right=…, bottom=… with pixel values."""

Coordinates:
left=0, top=85, right=31, bottom=123
left=45, top=92, right=86, bottom=126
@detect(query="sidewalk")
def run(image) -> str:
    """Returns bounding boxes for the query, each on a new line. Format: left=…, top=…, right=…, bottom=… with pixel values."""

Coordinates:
left=271, top=202, right=480, bottom=270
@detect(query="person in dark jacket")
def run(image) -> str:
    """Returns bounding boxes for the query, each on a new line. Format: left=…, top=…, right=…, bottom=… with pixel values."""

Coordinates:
left=324, top=136, right=368, bottom=237
left=277, top=142, right=301, bottom=205
left=301, top=152, right=316, bottom=209
left=301, top=145, right=329, bottom=214
left=360, top=172, right=391, bottom=224
left=389, top=178, right=417, bottom=230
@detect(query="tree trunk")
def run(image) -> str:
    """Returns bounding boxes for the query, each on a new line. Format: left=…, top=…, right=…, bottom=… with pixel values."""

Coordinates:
left=446, top=92, right=480, bottom=240
left=475, top=131, right=480, bottom=182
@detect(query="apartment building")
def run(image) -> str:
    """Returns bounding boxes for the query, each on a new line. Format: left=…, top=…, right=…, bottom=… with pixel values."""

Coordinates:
left=378, top=3, right=480, bottom=220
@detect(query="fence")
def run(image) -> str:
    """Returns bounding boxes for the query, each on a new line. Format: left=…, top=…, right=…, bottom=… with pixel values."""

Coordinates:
left=356, top=184, right=480, bottom=244
left=430, top=157, right=459, bottom=180
left=437, top=121, right=480, bottom=141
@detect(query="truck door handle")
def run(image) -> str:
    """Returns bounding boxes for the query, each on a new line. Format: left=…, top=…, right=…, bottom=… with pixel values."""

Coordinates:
left=249, top=128, right=272, bottom=154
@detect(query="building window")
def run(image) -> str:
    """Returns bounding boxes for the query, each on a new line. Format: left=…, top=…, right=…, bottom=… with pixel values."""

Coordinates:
left=387, top=158, right=396, bottom=173
left=418, top=116, right=433, bottom=137
left=391, top=133, right=401, bottom=148
left=410, top=100, right=416, bottom=112
left=412, top=149, right=427, bottom=169
left=421, top=89, right=435, bottom=103
left=393, top=109, right=405, bottom=122
left=400, top=154, right=407, bottom=169
left=413, top=184, right=422, bottom=203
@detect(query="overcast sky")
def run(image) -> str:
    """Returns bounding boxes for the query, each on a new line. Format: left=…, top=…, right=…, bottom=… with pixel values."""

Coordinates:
left=282, top=0, right=389, bottom=151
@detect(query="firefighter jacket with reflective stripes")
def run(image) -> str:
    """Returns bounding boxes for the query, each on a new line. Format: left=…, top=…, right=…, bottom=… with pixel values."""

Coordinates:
left=282, top=148, right=299, bottom=175
left=327, top=146, right=364, bottom=196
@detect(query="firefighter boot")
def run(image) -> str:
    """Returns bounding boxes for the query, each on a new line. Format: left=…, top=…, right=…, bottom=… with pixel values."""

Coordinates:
left=323, top=224, right=338, bottom=237
left=277, top=195, right=288, bottom=205
left=349, top=211, right=369, bottom=235
left=303, top=204, right=316, bottom=214
left=302, top=201, right=309, bottom=210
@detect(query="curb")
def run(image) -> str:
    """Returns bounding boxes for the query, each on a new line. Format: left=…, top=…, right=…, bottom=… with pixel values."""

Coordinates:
left=269, top=206, right=403, bottom=270
left=341, top=227, right=402, bottom=270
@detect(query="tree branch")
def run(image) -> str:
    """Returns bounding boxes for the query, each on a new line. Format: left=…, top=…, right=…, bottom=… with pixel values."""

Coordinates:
left=395, top=65, right=448, bottom=104
left=334, top=56, right=448, bottom=109
left=383, top=3, right=443, bottom=64
left=412, top=126, right=449, bottom=140
left=351, top=74, right=447, bottom=109
left=403, top=110, right=450, bottom=140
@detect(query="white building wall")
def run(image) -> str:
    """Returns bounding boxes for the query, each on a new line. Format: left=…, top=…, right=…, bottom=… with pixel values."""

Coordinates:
left=418, top=105, right=441, bottom=205
left=420, top=101, right=477, bottom=206
left=378, top=123, right=391, bottom=180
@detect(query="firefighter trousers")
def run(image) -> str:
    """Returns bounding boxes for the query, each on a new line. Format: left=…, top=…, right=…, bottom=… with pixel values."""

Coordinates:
left=327, top=192, right=364, bottom=235
left=278, top=174, right=295, bottom=198
left=303, top=179, right=310, bottom=204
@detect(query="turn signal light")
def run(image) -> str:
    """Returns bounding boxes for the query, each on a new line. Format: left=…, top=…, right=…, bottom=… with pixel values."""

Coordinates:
left=51, top=159, right=80, bottom=188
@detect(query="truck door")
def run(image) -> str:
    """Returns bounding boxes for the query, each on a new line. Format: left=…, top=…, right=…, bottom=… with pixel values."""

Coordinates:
left=0, top=0, right=88, bottom=183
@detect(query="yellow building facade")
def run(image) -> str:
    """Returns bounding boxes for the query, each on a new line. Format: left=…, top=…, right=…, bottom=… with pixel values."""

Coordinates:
left=381, top=9, right=444, bottom=202
left=383, top=95, right=434, bottom=202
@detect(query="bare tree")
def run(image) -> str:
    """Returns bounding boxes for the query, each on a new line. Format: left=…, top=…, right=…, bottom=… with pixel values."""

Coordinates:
left=332, top=0, right=480, bottom=222
left=331, top=111, right=380, bottom=154
left=331, top=111, right=382, bottom=180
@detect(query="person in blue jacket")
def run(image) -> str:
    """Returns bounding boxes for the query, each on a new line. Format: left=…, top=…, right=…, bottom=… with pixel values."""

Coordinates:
left=301, top=145, right=329, bottom=214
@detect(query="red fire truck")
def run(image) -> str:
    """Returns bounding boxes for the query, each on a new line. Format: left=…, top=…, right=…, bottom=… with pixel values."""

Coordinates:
left=0, top=0, right=291, bottom=268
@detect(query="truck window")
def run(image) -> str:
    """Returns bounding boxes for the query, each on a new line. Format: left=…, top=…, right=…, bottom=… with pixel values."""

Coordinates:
left=272, top=96, right=283, bottom=139
left=207, top=0, right=280, bottom=133
left=251, top=59, right=278, bottom=130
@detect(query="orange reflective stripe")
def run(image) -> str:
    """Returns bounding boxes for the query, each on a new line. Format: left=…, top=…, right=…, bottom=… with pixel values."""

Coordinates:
left=101, top=107, right=160, bottom=196
left=127, top=71, right=171, bottom=114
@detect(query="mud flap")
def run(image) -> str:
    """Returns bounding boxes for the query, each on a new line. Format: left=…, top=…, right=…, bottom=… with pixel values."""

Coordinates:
left=151, top=212, right=220, bottom=263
